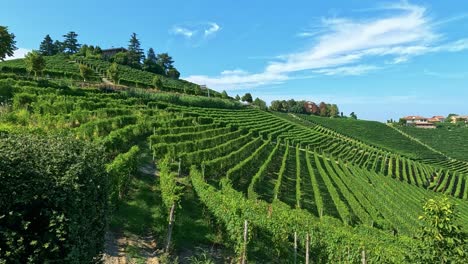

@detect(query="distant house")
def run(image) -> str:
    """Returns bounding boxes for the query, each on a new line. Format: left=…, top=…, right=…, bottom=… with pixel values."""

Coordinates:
left=403, top=116, right=428, bottom=125
left=428, top=116, right=445, bottom=123
left=402, top=115, right=436, bottom=129
left=101, top=47, right=127, bottom=59
left=451, top=115, right=468, bottom=123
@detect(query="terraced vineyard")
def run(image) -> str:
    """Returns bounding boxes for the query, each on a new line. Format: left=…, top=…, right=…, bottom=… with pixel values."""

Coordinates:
left=0, top=54, right=220, bottom=97
left=1, top=73, right=468, bottom=262
left=76, top=57, right=221, bottom=96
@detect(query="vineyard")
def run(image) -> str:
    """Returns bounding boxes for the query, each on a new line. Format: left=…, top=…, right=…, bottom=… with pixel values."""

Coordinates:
left=0, top=54, right=220, bottom=97
left=399, top=125, right=468, bottom=162
left=1, top=68, right=468, bottom=262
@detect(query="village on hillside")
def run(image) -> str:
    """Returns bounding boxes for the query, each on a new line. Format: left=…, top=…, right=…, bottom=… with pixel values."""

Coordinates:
left=401, top=115, right=468, bottom=128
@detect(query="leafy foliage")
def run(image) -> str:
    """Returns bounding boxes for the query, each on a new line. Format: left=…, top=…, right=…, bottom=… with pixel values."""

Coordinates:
left=0, top=134, right=109, bottom=263
left=25, top=51, right=46, bottom=78
left=106, top=145, right=140, bottom=203
left=417, top=197, right=467, bottom=263
left=0, top=26, right=17, bottom=61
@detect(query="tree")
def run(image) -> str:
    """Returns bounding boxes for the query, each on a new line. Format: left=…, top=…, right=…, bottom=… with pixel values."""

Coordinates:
left=156, top=53, right=174, bottom=74
left=85, top=45, right=102, bottom=59
left=253, top=97, right=267, bottom=110
left=112, top=52, right=128, bottom=65
left=0, top=26, right=17, bottom=61
left=79, top=64, right=94, bottom=82
left=194, top=85, right=202, bottom=95
left=153, top=76, right=163, bottom=90
left=39, top=34, right=56, bottom=56
left=166, top=67, right=180, bottom=79
left=398, top=118, right=407, bottom=126
left=24, top=51, right=46, bottom=79
left=221, top=90, right=229, bottom=99
left=270, top=100, right=283, bottom=112
left=290, top=104, right=305, bottom=114
left=329, top=104, right=339, bottom=117
left=241, top=93, right=253, bottom=103
left=417, top=197, right=466, bottom=263
left=53, top=40, right=64, bottom=54
left=77, top=44, right=89, bottom=57
left=143, top=48, right=164, bottom=74
left=62, top=31, right=80, bottom=54
left=350, top=112, right=357, bottom=119
left=107, top=62, right=120, bottom=84
left=127, top=33, right=144, bottom=68
left=319, top=102, right=328, bottom=117
left=235, top=94, right=240, bottom=101
left=310, top=102, right=319, bottom=115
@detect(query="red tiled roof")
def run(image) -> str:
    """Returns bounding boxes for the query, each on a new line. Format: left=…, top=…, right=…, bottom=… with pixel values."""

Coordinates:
left=403, top=116, right=427, bottom=120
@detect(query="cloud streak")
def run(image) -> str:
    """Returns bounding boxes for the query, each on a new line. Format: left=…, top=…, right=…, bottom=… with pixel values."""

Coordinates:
left=171, top=22, right=221, bottom=41
left=185, top=2, right=468, bottom=90
left=172, top=26, right=195, bottom=38
left=5, top=48, right=31, bottom=60
left=204, top=23, right=221, bottom=36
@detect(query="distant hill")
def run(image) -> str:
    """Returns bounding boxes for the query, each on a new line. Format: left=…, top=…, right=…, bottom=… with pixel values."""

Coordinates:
left=400, top=126, right=468, bottom=162
left=0, top=54, right=221, bottom=97
left=293, top=113, right=442, bottom=160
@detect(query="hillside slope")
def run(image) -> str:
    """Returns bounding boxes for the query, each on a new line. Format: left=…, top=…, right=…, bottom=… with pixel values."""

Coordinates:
left=400, top=126, right=468, bottom=162
left=294, top=113, right=444, bottom=160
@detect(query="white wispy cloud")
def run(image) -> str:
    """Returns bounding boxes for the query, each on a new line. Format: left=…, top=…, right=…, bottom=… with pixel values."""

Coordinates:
left=171, top=22, right=221, bottom=42
left=185, top=1, right=468, bottom=90
left=313, top=65, right=380, bottom=76
left=172, top=26, right=195, bottom=38
left=204, top=23, right=221, bottom=36
left=5, top=48, right=31, bottom=60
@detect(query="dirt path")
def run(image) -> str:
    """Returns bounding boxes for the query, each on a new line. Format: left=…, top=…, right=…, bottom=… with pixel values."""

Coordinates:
left=103, top=150, right=160, bottom=264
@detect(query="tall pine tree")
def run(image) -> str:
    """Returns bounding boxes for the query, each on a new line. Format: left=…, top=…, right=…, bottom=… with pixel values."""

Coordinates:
left=53, top=40, right=64, bottom=54
left=143, top=48, right=164, bottom=74
left=39, top=34, right=56, bottom=56
left=127, top=33, right=144, bottom=68
left=62, top=31, right=80, bottom=54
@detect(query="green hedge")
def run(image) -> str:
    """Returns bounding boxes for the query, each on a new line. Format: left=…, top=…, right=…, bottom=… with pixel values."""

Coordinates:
left=0, top=134, right=109, bottom=263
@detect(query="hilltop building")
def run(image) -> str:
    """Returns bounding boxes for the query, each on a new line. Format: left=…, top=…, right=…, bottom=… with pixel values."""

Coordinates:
left=101, top=47, right=127, bottom=59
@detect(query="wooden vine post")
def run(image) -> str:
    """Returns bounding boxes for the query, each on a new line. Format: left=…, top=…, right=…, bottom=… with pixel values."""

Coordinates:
left=178, top=158, right=181, bottom=177
left=165, top=202, right=176, bottom=252
left=241, top=220, right=248, bottom=264
left=294, top=232, right=298, bottom=264
left=361, top=249, right=367, bottom=264
left=305, top=233, right=310, bottom=264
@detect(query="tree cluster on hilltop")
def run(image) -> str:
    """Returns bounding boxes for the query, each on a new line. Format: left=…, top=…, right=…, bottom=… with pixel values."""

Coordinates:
left=270, top=99, right=342, bottom=118
left=106, top=33, right=180, bottom=79
left=37, top=31, right=180, bottom=79
left=39, top=32, right=83, bottom=55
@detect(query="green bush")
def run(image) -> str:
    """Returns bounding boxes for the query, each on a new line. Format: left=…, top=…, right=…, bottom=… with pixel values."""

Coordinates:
left=0, top=134, right=109, bottom=263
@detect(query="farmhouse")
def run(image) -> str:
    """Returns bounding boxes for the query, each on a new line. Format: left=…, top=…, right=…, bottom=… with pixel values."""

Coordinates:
left=402, top=115, right=437, bottom=129
left=428, top=116, right=445, bottom=123
left=403, top=116, right=428, bottom=124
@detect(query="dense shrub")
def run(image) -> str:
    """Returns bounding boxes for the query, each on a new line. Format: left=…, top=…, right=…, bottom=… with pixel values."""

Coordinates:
left=0, top=134, right=109, bottom=263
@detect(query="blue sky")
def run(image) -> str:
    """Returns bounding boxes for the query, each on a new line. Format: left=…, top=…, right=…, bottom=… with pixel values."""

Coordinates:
left=3, top=0, right=468, bottom=121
